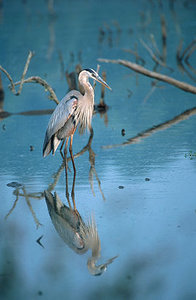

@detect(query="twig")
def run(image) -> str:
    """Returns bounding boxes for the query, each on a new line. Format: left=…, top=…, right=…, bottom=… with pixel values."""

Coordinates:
left=177, top=62, right=196, bottom=83
left=185, top=44, right=196, bottom=63
left=150, top=34, right=162, bottom=60
left=58, top=50, right=65, bottom=80
left=185, top=61, right=196, bottom=77
left=177, top=40, right=196, bottom=81
left=93, top=64, right=100, bottom=89
left=4, top=190, right=19, bottom=220
left=98, top=58, right=196, bottom=94
left=0, top=65, right=16, bottom=94
left=47, top=16, right=55, bottom=60
left=176, top=39, right=184, bottom=62
left=140, top=38, right=170, bottom=69
left=1, top=51, right=59, bottom=104
left=65, top=71, right=77, bottom=91
left=180, top=39, right=196, bottom=61
left=98, top=27, right=105, bottom=44
left=93, top=167, right=106, bottom=201
left=112, top=20, right=121, bottom=45
left=0, top=72, right=4, bottom=102
left=160, top=14, right=167, bottom=63
left=99, top=71, right=106, bottom=105
left=13, top=76, right=59, bottom=104
left=102, top=107, right=196, bottom=149
left=104, top=23, right=113, bottom=47
left=22, top=187, right=42, bottom=229
left=122, top=48, right=145, bottom=66
left=47, top=162, right=65, bottom=192
left=143, top=81, right=160, bottom=102
left=16, top=51, right=34, bottom=96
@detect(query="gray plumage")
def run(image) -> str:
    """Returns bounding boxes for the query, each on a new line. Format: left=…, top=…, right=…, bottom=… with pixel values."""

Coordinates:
left=43, top=68, right=111, bottom=158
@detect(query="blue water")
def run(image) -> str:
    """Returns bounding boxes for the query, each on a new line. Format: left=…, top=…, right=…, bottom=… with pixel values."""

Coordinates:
left=0, top=0, right=196, bottom=299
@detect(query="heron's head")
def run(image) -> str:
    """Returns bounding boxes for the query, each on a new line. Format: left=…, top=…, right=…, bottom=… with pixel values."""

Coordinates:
left=81, top=68, right=112, bottom=90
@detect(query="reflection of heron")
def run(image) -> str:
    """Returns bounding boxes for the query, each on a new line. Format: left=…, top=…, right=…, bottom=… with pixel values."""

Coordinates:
left=43, top=69, right=111, bottom=172
left=44, top=190, right=117, bottom=276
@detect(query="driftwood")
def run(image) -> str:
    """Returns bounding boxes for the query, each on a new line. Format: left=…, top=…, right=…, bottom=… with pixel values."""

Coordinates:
left=98, top=58, right=196, bottom=94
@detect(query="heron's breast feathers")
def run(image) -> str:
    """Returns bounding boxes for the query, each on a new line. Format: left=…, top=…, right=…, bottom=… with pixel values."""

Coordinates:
left=74, top=99, right=94, bottom=134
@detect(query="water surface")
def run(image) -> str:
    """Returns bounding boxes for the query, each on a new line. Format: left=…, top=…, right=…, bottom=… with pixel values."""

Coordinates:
left=0, top=1, right=196, bottom=299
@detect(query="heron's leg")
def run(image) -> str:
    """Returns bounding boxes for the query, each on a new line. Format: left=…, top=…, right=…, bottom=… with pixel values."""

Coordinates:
left=71, top=179, right=79, bottom=215
left=60, top=139, right=66, bottom=159
left=63, top=138, right=72, bottom=207
left=69, top=134, right=77, bottom=210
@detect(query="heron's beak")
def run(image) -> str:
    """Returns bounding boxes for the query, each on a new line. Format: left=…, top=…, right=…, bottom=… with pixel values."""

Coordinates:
left=95, top=75, right=112, bottom=90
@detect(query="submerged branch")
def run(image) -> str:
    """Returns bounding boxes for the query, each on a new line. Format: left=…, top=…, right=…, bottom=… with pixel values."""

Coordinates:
left=139, top=38, right=167, bottom=68
left=98, top=58, right=196, bottom=94
left=180, top=39, right=196, bottom=61
left=160, top=14, right=167, bottom=63
left=122, top=48, right=145, bottom=66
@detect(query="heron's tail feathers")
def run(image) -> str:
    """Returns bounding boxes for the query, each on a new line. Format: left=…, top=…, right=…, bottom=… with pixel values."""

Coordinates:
left=43, top=134, right=61, bottom=157
left=43, top=138, right=51, bottom=157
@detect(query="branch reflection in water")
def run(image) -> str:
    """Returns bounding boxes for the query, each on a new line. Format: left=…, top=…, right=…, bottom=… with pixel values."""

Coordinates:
left=5, top=127, right=106, bottom=228
left=102, top=106, right=196, bottom=149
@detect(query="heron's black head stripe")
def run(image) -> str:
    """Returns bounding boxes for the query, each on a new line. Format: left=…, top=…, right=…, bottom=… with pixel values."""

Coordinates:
left=83, top=68, right=95, bottom=74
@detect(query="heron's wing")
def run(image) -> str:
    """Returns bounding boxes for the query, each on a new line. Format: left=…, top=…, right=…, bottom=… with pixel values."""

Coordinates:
left=43, top=91, right=80, bottom=155
left=46, top=91, right=80, bottom=139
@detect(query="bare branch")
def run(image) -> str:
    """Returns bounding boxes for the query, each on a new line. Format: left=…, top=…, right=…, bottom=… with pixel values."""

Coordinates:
left=1, top=51, right=59, bottom=104
left=13, top=76, right=59, bottom=104
left=98, top=58, right=196, bottom=94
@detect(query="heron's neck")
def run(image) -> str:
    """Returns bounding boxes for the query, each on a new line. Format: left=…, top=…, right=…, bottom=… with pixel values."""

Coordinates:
left=79, top=76, right=94, bottom=104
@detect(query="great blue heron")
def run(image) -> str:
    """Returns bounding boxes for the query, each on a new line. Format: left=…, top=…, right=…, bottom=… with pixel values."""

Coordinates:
left=43, top=69, right=111, bottom=173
